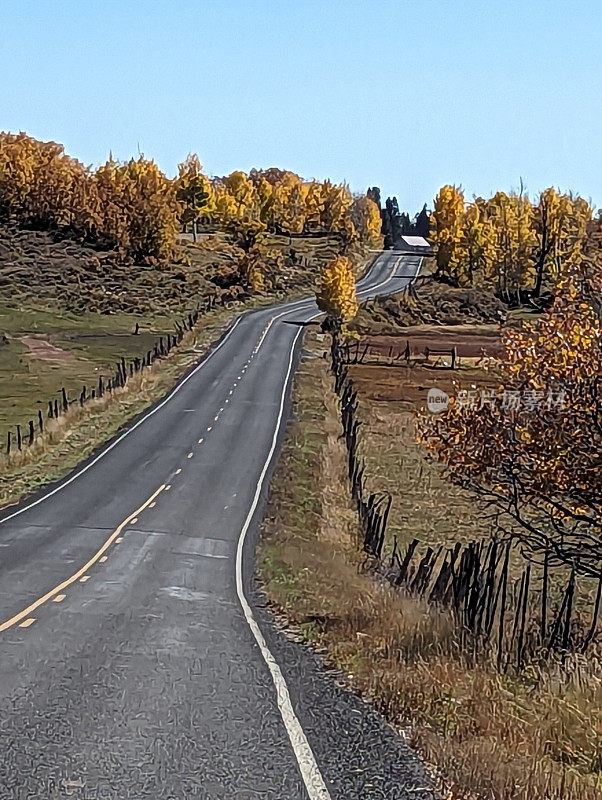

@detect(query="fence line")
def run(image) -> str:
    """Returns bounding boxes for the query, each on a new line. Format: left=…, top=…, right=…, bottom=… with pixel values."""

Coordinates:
left=339, top=339, right=458, bottom=369
left=4, top=294, right=228, bottom=457
left=330, top=336, right=599, bottom=667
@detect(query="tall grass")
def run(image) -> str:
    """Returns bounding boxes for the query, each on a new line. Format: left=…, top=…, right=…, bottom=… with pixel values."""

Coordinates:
left=259, top=346, right=602, bottom=800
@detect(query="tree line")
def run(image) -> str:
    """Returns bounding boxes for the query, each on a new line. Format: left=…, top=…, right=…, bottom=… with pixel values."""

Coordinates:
left=430, top=184, right=593, bottom=297
left=367, top=187, right=430, bottom=249
left=0, top=132, right=383, bottom=262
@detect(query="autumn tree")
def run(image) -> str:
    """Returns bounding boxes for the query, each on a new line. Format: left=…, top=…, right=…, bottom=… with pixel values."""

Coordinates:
left=431, top=185, right=466, bottom=284
left=350, top=195, right=382, bottom=247
left=532, top=188, right=591, bottom=297
left=213, top=171, right=258, bottom=221
left=175, top=154, right=214, bottom=241
left=316, top=255, right=359, bottom=332
left=419, top=244, right=602, bottom=577
left=269, top=172, right=306, bottom=236
left=455, top=202, right=496, bottom=286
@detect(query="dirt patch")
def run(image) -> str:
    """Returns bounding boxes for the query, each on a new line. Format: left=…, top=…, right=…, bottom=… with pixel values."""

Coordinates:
left=18, top=335, right=75, bottom=362
left=344, top=329, right=500, bottom=405
left=350, top=327, right=502, bottom=361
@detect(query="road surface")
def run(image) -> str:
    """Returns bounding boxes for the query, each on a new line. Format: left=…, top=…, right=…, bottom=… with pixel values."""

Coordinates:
left=0, top=252, right=434, bottom=799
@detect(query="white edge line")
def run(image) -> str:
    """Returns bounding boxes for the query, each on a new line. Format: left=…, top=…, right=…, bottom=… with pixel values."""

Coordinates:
left=234, top=254, right=420, bottom=799
left=235, top=322, right=331, bottom=800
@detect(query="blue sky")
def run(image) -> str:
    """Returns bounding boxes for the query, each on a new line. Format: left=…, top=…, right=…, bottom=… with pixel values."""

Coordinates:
left=1, top=0, right=600, bottom=213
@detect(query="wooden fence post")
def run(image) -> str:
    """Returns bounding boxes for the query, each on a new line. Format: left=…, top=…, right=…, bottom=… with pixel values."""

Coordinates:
left=582, top=570, right=602, bottom=652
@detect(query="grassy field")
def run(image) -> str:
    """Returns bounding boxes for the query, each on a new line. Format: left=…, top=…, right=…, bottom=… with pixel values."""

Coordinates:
left=0, top=304, right=175, bottom=432
left=0, top=302, right=242, bottom=509
left=258, top=331, right=602, bottom=800
left=0, top=226, right=366, bottom=451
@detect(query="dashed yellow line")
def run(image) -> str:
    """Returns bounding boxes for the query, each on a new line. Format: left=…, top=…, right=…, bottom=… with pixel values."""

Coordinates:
left=0, top=484, right=164, bottom=632
left=53, top=594, right=66, bottom=603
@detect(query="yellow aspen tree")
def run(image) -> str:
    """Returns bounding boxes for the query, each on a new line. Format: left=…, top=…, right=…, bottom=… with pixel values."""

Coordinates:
left=319, top=181, right=353, bottom=232
left=304, top=181, right=324, bottom=232
left=431, top=185, right=465, bottom=283
left=316, top=255, right=359, bottom=330
left=533, top=188, right=591, bottom=295
left=485, top=190, right=537, bottom=294
left=255, top=176, right=274, bottom=224
left=175, top=154, right=215, bottom=239
left=350, top=196, right=382, bottom=246
left=222, top=171, right=257, bottom=220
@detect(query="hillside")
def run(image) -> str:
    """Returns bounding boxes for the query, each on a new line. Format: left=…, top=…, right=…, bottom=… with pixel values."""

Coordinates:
left=0, top=224, right=362, bottom=437
left=0, top=222, right=348, bottom=314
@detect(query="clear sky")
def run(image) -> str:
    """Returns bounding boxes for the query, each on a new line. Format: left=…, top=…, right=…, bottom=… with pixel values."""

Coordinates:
left=1, top=0, right=601, bottom=214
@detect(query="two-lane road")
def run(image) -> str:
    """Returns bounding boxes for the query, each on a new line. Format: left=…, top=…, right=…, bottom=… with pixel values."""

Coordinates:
left=0, top=253, right=433, bottom=799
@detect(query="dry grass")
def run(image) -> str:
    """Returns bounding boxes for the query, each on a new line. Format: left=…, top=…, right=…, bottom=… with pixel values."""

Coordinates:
left=258, top=347, right=602, bottom=800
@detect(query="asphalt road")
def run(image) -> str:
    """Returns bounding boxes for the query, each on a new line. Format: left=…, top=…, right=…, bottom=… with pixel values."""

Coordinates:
left=0, top=252, right=435, bottom=799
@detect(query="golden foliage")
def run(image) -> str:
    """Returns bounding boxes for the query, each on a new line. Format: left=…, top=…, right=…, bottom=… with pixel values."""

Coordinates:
left=431, top=183, right=592, bottom=293
left=175, top=154, right=215, bottom=230
left=316, top=255, right=359, bottom=325
left=212, top=168, right=375, bottom=242
left=0, top=132, right=379, bottom=264
left=0, top=132, right=180, bottom=261
left=418, top=246, right=602, bottom=573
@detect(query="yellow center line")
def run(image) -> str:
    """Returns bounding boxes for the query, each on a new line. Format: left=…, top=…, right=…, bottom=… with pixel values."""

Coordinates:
left=0, top=484, right=165, bottom=632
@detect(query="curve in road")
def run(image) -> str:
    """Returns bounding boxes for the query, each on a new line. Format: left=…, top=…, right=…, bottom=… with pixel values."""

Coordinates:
left=0, top=252, right=434, bottom=799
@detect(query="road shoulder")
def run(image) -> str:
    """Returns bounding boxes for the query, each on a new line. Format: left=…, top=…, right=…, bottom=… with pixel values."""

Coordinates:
left=256, top=341, right=438, bottom=799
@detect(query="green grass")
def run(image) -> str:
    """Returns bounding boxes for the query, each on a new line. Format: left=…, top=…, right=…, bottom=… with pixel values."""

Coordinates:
left=0, top=303, right=175, bottom=432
